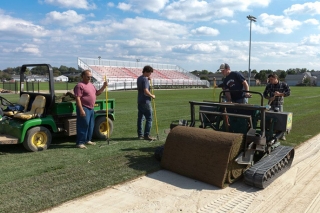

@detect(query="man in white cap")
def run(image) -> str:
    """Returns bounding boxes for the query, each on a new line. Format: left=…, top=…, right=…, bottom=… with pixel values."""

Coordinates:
left=219, top=63, right=251, bottom=103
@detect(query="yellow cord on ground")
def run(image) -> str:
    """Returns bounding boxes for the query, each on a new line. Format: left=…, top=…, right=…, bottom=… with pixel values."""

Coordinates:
left=150, top=79, right=159, bottom=140
left=104, top=76, right=110, bottom=140
left=213, top=77, right=217, bottom=101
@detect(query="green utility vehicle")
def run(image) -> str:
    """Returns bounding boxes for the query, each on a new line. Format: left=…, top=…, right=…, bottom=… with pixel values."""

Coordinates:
left=0, top=64, right=114, bottom=151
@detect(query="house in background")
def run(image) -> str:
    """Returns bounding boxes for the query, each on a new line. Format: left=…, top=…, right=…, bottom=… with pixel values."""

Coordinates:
left=285, top=72, right=317, bottom=86
left=54, top=75, right=69, bottom=82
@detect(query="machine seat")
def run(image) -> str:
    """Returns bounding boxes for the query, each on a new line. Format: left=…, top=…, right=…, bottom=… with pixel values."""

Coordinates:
left=14, top=95, right=46, bottom=120
left=3, top=94, right=30, bottom=116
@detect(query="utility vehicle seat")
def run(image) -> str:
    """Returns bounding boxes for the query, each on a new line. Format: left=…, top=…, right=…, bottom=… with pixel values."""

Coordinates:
left=14, top=95, right=46, bottom=120
left=3, top=94, right=30, bottom=116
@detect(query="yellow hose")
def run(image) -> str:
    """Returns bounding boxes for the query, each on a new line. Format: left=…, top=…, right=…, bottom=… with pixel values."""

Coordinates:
left=213, top=77, right=217, bottom=101
left=150, top=79, right=159, bottom=140
left=104, top=76, right=110, bottom=141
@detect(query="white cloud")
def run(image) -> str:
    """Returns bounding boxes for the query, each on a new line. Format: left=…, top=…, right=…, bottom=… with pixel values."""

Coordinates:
left=98, top=43, right=119, bottom=53
left=43, top=10, right=85, bottom=26
left=213, top=19, right=228, bottom=25
left=107, top=2, right=115, bottom=7
left=0, top=12, right=48, bottom=37
left=124, top=38, right=161, bottom=48
left=117, top=3, right=132, bottom=11
left=2, top=1, right=320, bottom=72
left=162, top=0, right=217, bottom=22
left=161, top=0, right=271, bottom=22
left=304, top=19, right=319, bottom=25
left=301, top=34, right=320, bottom=45
left=118, top=0, right=169, bottom=13
left=254, top=13, right=301, bottom=34
left=43, top=0, right=96, bottom=10
left=171, top=43, right=218, bottom=54
left=213, top=19, right=237, bottom=24
left=191, top=26, right=219, bottom=36
left=284, top=1, right=320, bottom=16
left=112, top=17, right=188, bottom=40
left=64, top=16, right=188, bottom=42
left=98, top=39, right=163, bottom=58
left=3, top=43, right=41, bottom=56
left=137, top=0, right=169, bottom=12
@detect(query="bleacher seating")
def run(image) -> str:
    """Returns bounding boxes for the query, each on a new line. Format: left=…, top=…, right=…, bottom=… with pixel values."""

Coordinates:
left=77, top=58, right=209, bottom=89
left=89, top=66, right=195, bottom=81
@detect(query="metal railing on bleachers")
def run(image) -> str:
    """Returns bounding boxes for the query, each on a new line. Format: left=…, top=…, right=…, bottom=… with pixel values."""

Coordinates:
left=78, top=57, right=210, bottom=90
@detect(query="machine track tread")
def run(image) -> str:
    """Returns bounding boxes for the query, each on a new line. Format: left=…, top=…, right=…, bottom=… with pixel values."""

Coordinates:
left=244, top=145, right=294, bottom=189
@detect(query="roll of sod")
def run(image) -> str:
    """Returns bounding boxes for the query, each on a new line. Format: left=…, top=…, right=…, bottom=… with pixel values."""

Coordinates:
left=161, top=126, right=247, bottom=188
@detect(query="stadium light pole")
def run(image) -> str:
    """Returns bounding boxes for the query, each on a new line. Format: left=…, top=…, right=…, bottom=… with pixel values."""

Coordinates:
left=247, top=15, right=256, bottom=87
left=98, top=56, right=101, bottom=65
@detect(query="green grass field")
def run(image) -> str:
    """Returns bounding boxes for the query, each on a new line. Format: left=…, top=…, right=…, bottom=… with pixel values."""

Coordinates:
left=0, top=86, right=319, bottom=213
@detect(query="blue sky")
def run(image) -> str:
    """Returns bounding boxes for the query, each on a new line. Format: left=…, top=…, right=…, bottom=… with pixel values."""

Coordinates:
left=1, top=0, right=320, bottom=72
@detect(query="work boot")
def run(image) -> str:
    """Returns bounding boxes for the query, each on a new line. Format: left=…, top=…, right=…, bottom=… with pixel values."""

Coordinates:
left=280, top=135, right=286, bottom=141
left=138, top=136, right=144, bottom=140
left=85, top=141, right=96, bottom=145
left=76, top=144, right=87, bottom=149
left=144, top=135, right=155, bottom=141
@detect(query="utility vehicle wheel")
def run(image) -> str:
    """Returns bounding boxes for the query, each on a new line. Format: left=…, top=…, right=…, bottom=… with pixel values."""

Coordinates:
left=23, top=127, right=52, bottom=152
left=93, top=116, right=113, bottom=140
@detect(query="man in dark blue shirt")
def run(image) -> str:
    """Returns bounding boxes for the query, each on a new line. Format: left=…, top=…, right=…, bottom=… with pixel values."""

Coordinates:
left=220, top=63, right=251, bottom=103
left=137, top=65, right=155, bottom=141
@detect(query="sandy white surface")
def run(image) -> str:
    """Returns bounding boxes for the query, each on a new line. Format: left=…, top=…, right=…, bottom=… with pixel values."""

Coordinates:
left=42, top=134, right=320, bottom=213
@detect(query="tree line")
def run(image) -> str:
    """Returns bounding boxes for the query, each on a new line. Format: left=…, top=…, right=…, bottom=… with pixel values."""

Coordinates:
left=191, top=68, right=319, bottom=83
left=1, top=65, right=319, bottom=83
left=0, top=65, right=81, bottom=82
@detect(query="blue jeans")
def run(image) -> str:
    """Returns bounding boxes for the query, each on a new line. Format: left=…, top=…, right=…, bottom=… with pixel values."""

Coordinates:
left=137, top=103, right=153, bottom=137
left=76, top=107, right=95, bottom=145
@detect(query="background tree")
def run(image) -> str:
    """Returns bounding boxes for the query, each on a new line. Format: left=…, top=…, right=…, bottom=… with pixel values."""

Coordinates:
left=59, top=65, right=68, bottom=74
left=0, top=72, right=11, bottom=81
left=31, top=66, right=48, bottom=75
left=3, top=67, right=15, bottom=75
left=251, top=69, right=257, bottom=75
left=200, top=76, right=208, bottom=80
left=68, top=67, right=77, bottom=74
left=279, top=71, right=287, bottom=80
left=53, top=70, right=61, bottom=77
left=303, top=77, right=311, bottom=86
left=200, top=70, right=209, bottom=75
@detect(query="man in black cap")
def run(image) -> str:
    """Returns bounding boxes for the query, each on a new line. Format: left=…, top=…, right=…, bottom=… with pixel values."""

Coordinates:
left=219, top=63, right=251, bottom=103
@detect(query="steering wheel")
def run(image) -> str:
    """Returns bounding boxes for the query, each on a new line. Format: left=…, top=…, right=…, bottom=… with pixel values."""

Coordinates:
left=0, top=96, right=14, bottom=107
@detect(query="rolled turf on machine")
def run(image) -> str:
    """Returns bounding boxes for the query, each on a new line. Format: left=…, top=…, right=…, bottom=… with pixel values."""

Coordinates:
left=161, top=126, right=247, bottom=188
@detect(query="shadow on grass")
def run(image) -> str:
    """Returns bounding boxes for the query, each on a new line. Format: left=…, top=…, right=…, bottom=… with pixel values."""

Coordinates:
left=106, top=137, right=143, bottom=142
left=121, top=146, right=161, bottom=173
left=0, top=144, right=26, bottom=154
left=49, top=135, right=77, bottom=149
left=0, top=135, right=77, bottom=153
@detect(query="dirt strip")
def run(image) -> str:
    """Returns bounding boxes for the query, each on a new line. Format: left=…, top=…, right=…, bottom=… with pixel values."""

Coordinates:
left=42, top=134, right=320, bottom=213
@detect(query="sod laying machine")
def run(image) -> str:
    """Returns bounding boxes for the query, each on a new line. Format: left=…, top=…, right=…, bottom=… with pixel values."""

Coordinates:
left=158, top=91, right=294, bottom=189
